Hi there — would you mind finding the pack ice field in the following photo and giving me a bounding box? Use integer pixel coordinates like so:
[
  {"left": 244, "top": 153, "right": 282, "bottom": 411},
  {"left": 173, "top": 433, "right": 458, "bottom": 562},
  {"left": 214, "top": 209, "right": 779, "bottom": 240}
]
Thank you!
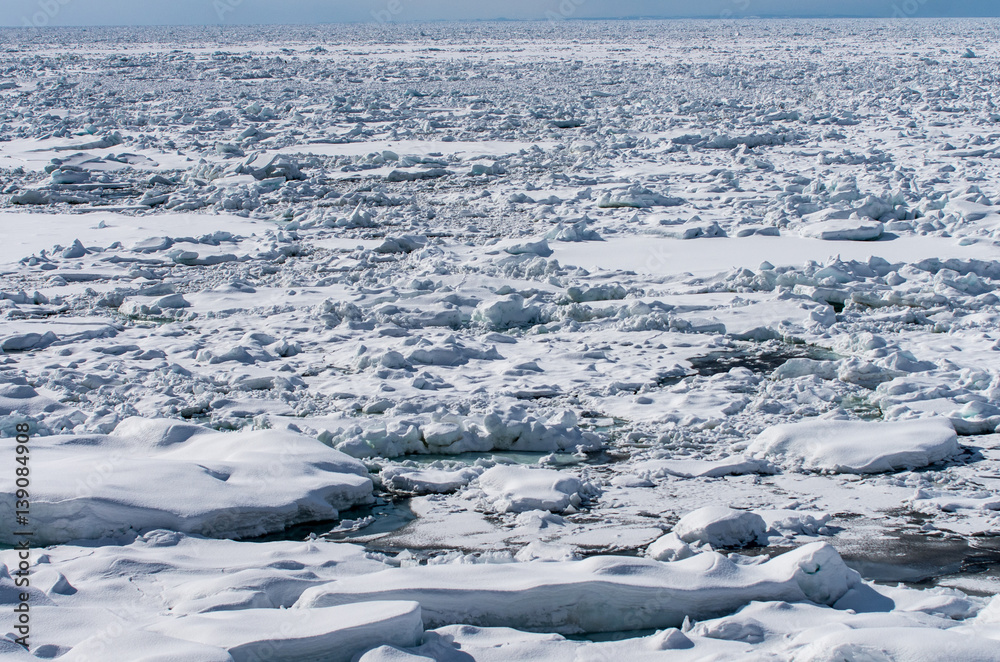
[{"left": 1, "top": 19, "right": 1000, "bottom": 661}]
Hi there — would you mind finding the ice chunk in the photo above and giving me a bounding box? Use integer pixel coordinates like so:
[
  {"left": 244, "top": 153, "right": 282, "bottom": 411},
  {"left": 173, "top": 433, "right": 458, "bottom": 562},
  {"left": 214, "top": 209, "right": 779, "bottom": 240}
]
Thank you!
[
  {"left": 545, "top": 220, "right": 601, "bottom": 242},
  {"left": 656, "top": 219, "right": 727, "bottom": 240},
  {"left": 156, "top": 293, "right": 191, "bottom": 309},
  {"left": 375, "top": 235, "right": 426, "bottom": 254},
  {"left": 61, "top": 239, "right": 87, "bottom": 258},
  {"left": 237, "top": 153, "right": 305, "bottom": 181},
  {"left": 472, "top": 294, "right": 542, "bottom": 331},
  {"left": 760, "top": 510, "right": 832, "bottom": 536},
  {"left": 10, "top": 190, "right": 49, "bottom": 205},
  {"left": 0, "top": 331, "right": 58, "bottom": 352},
  {"left": 296, "top": 543, "right": 860, "bottom": 634},
  {"left": 405, "top": 343, "right": 501, "bottom": 367},
  {"left": 196, "top": 345, "right": 257, "bottom": 364},
  {"left": 476, "top": 465, "right": 589, "bottom": 513},
  {"left": 597, "top": 185, "right": 684, "bottom": 208},
  {"left": 704, "top": 131, "right": 800, "bottom": 149},
  {"left": 131, "top": 236, "right": 174, "bottom": 253},
  {"left": 638, "top": 456, "right": 772, "bottom": 479},
  {"left": 505, "top": 239, "right": 553, "bottom": 257},
  {"left": 747, "top": 417, "right": 959, "bottom": 474},
  {"left": 772, "top": 358, "right": 839, "bottom": 380},
  {"left": 799, "top": 218, "right": 884, "bottom": 241},
  {"left": 386, "top": 168, "right": 451, "bottom": 182},
  {"left": 566, "top": 284, "right": 627, "bottom": 303},
  {"left": 382, "top": 467, "right": 482, "bottom": 495},
  {"left": 673, "top": 507, "right": 767, "bottom": 548}
]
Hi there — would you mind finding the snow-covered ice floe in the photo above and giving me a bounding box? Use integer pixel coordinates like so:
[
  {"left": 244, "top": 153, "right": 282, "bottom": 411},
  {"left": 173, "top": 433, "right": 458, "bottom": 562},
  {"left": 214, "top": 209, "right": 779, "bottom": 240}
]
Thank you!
[
  {"left": 747, "top": 417, "right": 960, "bottom": 474},
  {"left": 296, "top": 543, "right": 858, "bottom": 634},
  {"left": 798, "top": 217, "right": 885, "bottom": 241},
  {"left": 475, "top": 465, "right": 597, "bottom": 513},
  {"left": 672, "top": 506, "right": 768, "bottom": 548},
  {"left": 5, "top": 532, "right": 999, "bottom": 661},
  {"left": 0, "top": 417, "right": 373, "bottom": 545}
]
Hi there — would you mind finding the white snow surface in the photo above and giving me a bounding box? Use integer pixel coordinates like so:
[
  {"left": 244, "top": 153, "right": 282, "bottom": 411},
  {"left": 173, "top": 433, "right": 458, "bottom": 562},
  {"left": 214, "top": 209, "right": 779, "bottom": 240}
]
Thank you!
[{"left": 2, "top": 19, "right": 1000, "bottom": 661}]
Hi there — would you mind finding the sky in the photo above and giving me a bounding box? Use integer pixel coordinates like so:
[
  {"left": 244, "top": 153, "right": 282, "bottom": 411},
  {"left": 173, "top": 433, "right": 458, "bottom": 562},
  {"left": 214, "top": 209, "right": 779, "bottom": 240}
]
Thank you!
[{"left": 3, "top": 0, "right": 998, "bottom": 27}]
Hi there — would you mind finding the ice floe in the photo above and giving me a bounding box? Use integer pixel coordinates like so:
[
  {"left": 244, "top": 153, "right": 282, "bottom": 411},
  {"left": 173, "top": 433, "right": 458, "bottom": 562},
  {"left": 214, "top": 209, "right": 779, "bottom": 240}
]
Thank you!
[
  {"left": 297, "top": 543, "right": 860, "bottom": 634},
  {"left": 747, "top": 417, "right": 960, "bottom": 474},
  {"left": 0, "top": 418, "right": 373, "bottom": 544}
]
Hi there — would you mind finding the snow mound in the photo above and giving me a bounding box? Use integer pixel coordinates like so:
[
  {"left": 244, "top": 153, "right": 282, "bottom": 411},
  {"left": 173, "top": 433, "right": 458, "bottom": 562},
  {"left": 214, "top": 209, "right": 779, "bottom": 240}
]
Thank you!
[
  {"left": 673, "top": 507, "right": 767, "bottom": 548},
  {"left": 0, "top": 377, "right": 72, "bottom": 421},
  {"left": 0, "top": 418, "right": 374, "bottom": 545},
  {"left": 295, "top": 543, "right": 861, "bottom": 634},
  {"left": 799, "top": 218, "right": 884, "bottom": 241},
  {"left": 747, "top": 417, "right": 959, "bottom": 474},
  {"left": 149, "top": 601, "right": 423, "bottom": 662},
  {"left": 477, "top": 465, "right": 592, "bottom": 513},
  {"left": 646, "top": 532, "right": 702, "bottom": 562}
]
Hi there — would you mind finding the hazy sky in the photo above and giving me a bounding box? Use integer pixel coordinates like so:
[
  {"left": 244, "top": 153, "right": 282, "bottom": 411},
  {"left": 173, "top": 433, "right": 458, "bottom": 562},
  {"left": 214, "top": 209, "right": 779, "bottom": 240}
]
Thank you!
[{"left": 4, "top": 0, "right": 998, "bottom": 27}]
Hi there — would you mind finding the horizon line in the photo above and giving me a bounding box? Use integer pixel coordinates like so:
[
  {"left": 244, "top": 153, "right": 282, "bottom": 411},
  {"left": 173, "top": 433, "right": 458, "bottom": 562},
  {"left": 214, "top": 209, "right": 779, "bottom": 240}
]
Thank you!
[{"left": 3, "top": 15, "right": 1000, "bottom": 29}]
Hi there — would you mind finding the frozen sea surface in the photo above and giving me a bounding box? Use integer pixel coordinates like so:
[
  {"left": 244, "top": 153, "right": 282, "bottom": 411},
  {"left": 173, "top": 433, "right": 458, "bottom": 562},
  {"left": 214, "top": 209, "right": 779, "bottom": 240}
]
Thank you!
[{"left": 2, "top": 18, "right": 1000, "bottom": 660}]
